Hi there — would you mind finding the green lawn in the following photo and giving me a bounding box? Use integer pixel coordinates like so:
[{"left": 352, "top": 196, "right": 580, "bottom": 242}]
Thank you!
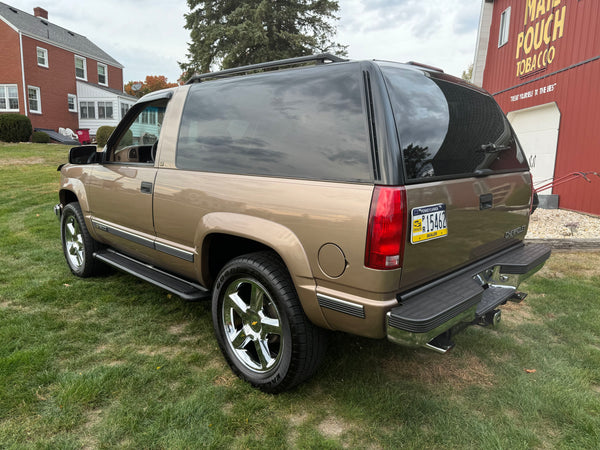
[{"left": 1, "top": 142, "right": 599, "bottom": 449}]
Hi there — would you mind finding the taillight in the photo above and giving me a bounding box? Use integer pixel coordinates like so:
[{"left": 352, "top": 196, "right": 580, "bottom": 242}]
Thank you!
[{"left": 365, "top": 186, "right": 407, "bottom": 270}]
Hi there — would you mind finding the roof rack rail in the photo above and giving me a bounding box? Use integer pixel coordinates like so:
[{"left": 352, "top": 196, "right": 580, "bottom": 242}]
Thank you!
[
  {"left": 186, "top": 53, "right": 346, "bottom": 84},
  {"left": 406, "top": 61, "right": 444, "bottom": 73}
]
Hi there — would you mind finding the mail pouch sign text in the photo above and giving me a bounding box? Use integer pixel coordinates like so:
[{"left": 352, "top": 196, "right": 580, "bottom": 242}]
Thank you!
[{"left": 515, "top": 0, "right": 566, "bottom": 78}]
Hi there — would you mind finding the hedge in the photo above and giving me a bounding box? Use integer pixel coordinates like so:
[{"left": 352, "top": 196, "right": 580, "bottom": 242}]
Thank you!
[
  {"left": 0, "top": 114, "right": 32, "bottom": 142},
  {"left": 95, "top": 126, "right": 116, "bottom": 148},
  {"left": 32, "top": 131, "right": 51, "bottom": 143}
]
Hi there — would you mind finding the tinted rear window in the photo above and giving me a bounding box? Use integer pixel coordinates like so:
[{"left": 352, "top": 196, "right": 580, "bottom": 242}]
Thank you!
[
  {"left": 380, "top": 65, "right": 528, "bottom": 182},
  {"left": 176, "top": 64, "right": 371, "bottom": 182}
]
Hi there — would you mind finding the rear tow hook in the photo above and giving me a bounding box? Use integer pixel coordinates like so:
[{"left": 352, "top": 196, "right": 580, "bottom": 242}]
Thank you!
[{"left": 478, "top": 309, "right": 502, "bottom": 327}]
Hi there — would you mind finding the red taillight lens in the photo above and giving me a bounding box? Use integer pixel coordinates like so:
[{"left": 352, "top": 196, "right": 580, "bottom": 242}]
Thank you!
[{"left": 365, "top": 186, "right": 407, "bottom": 270}]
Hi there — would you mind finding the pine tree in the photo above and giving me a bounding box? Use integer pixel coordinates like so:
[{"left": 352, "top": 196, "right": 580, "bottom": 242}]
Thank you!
[{"left": 179, "top": 0, "right": 347, "bottom": 79}]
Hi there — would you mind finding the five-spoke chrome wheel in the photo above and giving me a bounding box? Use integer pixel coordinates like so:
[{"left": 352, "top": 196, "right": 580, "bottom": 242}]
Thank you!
[
  {"left": 222, "top": 278, "right": 283, "bottom": 373},
  {"left": 60, "top": 202, "right": 103, "bottom": 277},
  {"left": 212, "top": 251, "right": 327, "bottom": 393},
  {"left": 64, "top": 215, "right": 85, "bottom": 270}
]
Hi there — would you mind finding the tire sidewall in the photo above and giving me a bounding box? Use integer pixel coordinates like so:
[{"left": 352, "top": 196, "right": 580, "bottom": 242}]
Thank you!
[{"left": 212, "top": 259, "right": 294, "bottom": 390}]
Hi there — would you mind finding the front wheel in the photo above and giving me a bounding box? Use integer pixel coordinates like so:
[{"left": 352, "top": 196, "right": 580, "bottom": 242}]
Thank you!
[
  {"left": 60, "top": 202, "right": 103, "bottom": 277},
  {"left": 212, "top": 252, "right": 327, "bottom": 393}
]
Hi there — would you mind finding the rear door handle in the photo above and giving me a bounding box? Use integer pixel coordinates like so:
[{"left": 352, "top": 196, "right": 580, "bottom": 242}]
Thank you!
[{"left": 140, "top": 181, "right": 153, "bottom": 194}]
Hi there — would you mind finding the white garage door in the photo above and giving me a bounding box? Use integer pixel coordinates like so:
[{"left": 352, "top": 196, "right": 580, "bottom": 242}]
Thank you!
[{"left": 507, "top": 102, "right": 560, "bottom": 190}]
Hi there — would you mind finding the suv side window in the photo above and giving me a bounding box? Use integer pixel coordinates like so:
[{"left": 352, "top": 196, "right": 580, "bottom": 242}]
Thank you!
[
  {"left": 108, "top": 99, "right": 167, "bottom": 164},
  {"left": 176, "top": 64, "right": 372, "bottom": 182}
]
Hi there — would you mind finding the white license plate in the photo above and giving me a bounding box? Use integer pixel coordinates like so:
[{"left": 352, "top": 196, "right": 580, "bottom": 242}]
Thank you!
[{"left": 411, "top": 203, "right": 448, "bottom": 244}]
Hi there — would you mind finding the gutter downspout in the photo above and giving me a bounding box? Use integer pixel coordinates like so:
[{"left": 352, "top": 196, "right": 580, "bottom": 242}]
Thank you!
[{"left": 19, "top": 31, "right": 28, "bottom": 116}]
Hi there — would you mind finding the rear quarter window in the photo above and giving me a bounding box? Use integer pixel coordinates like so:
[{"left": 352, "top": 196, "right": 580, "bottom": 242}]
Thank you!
[
  {"left": 380, "top": 65, "right": 528, "bottom": 183},
  {"left": 176, "top": 64, "right": 372, "bottom": 182}
]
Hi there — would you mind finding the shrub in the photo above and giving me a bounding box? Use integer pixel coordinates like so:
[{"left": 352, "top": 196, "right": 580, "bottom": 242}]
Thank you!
[
  {"left": 96, "top": 126, "right": 116, "bottom": 148},
  {"left": 31, "top": 131, "right": 51, "bottom": 143},
  {"left": 0, "top": 114, "right": 32, "bottom": 142},
  {"left": 121, "top": 129, "right": 133, "bottom": 146}
]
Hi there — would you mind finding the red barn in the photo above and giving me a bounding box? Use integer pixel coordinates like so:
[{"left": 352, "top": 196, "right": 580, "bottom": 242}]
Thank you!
[
  {"left": 473, "top": 0, "right": 600, "bottom": 215},
  {"left": 0, "top": 3, "right": 135, "bottom": 137}
]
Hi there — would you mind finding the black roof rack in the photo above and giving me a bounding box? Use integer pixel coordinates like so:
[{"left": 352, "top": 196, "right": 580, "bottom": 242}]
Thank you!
[
  {"left": 406, "top": 61, "right": 444, "bottom": 73},
  {"left": 186, "top": 53, "right": 347, "bottom": 84}
]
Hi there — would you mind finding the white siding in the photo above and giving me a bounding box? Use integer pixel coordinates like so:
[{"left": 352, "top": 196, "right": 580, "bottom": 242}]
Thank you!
[{"left": 76, "top": 81, "right": 135, "bottom": 135}]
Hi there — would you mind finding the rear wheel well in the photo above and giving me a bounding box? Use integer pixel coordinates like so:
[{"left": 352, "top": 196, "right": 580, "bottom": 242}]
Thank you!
[{"left": 204, "top": 234, "right": 279, "bottom": 288}]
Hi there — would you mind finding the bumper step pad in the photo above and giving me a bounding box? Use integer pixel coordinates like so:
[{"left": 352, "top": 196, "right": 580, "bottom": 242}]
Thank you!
[
  {"left": 94, "top": 249, "right": 210, "bottom": 301},
  {"left": 388, "top": 243, "right": 550, "bottom": 336}
]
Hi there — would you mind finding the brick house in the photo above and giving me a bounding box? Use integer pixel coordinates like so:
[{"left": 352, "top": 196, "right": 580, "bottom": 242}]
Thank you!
[{"left": 0, "top": 2, "right": 136, "bottom": 136}]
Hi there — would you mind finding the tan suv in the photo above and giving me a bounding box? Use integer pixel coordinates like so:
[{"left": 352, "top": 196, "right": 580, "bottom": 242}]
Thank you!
[{"left": 55, "top": 54, "right": 550, "bottom": 392}]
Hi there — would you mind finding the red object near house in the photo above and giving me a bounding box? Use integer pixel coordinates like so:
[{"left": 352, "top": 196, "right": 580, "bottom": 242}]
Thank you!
[
  {"left": 473, "top": 0, "right": 600, "bottom": 215},
  {"left": 76, "top": 128, "right": 90, "bottom": 144}
]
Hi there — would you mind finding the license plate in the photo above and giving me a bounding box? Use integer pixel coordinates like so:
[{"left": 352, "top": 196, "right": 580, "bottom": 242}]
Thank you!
[{"left": 411, "top": 203, "right": 448, "bottom": 244}]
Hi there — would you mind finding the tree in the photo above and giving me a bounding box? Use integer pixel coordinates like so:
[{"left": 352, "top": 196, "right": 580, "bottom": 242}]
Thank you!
[
  {"left": 179, "top": 0, "right": 347, "bottom": 79},
  {"left": 461, "top": 63, "right": 473, "bottom": 83},
  {"left": 124, "top": 75, "right": 179, "bottom": 98}
]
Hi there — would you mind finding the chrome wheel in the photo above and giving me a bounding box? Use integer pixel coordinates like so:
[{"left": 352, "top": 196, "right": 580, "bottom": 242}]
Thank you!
[
  {"left": 221, "top": 278, "right": 284, "bottom": 373},
  {"left": 64, "top": 215, "right": 84, "bottom": 269}
]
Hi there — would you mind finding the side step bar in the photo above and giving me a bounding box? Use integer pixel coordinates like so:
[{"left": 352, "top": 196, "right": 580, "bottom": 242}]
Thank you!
[{"left": 94, "top": 249, "right": 210, "bottom": 301}]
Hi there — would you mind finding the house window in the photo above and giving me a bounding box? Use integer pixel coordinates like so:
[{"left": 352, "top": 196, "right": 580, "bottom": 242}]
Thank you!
[
  {"left": 75, "top": 55, "right": 87, "bottom": 80},
  {"left": 37, "top": 47, "right": 48, "bottom": 68},
  {"left": 0, "top": 84, "right": 19, "bottom": 111},
  {"left": 140, "top": 109, "right": 157, "bottom": 125},
  {"left": 68, "top": 94, "right": 77, "bottom": 112},
  {"left": 498, "top": 7, "right": 511, "bottom": 47},
  {"left": 28, "top": 86, "right": 41, "bottom": 114},
  {"left": 98, "top": 101, "right": 113, "bottom": 119},
  {"left": 120, "top": 102, "right": 131, "bottom": 119},
  {"left": 97, "top": 63, "right": 108, "bottom": 85},
  {"left": 80, "top": 101, "right": 95, "bottom": 119}
]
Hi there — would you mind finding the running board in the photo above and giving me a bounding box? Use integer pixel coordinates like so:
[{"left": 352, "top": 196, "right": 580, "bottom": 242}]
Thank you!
[{"left": 94, "top": 249, "right": 210, "bottom": 301}]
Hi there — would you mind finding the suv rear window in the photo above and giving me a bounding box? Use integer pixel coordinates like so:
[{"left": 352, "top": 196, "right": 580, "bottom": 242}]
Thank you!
[
  {"left": 177, "top": 64, "right": 371, "bottom": 182},
  {"left": 380, "top": 65, "right": 528, "bottom": 183}
]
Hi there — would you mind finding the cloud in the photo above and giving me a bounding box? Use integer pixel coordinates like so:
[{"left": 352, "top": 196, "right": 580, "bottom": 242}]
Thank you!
[
  {"left": 337, "top": 0, "right": 480, "bottom": 77},
  {"left": 16, "top": 0, "right": 188, "bottom": 82}
]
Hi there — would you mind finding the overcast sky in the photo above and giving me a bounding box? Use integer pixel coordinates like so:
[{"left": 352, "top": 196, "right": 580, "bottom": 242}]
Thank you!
[{"left": 15, "top": 0, "right": 481, "bottom": 84}]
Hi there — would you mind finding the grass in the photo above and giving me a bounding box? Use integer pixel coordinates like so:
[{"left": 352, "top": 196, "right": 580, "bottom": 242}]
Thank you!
[{"left": 1, "top": 142, "right": 600, "bottom": 449}]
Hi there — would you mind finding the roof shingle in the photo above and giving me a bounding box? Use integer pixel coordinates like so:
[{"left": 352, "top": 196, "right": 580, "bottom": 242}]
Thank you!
[{"left": 0, "top": 2, "right": 123, "bottom": 68}]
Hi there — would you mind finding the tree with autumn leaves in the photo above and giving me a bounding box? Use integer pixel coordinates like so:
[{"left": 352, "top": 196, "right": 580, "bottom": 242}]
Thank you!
[{"left": 124, "top": 75, "right": 179, "bottom": 98}]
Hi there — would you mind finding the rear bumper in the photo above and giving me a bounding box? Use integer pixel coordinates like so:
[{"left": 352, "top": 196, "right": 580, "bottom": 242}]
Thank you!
[{"left": 386, "top": 243, "right": 551, "bottom": 349}]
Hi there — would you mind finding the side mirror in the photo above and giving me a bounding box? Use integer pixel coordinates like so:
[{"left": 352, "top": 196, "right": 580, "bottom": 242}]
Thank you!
[{"left": 69, "top": 145, "right": 100, "bottom": 164}]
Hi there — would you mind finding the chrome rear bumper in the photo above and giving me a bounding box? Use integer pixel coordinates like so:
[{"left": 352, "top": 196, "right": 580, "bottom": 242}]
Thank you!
[{"left": 386, "top": 243, "right": 551, "bottom": 351}]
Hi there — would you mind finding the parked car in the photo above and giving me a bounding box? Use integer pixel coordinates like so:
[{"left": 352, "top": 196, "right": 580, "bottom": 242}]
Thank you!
[{"left": 55, "top": 54, "right": 550, "bottom": 392}]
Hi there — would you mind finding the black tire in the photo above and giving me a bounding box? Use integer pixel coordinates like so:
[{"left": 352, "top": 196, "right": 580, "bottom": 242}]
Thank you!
[
  {"left": 60, "top": 202, "right": 103, "bottom": 277},
  {"left": 212, "top": 251, "right": 327, "bottom": 393}
]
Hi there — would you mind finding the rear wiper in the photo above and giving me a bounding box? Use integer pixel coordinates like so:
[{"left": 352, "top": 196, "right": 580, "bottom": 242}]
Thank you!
[{"left": 478, "top": 142, "right": 511, "bottom": 153}]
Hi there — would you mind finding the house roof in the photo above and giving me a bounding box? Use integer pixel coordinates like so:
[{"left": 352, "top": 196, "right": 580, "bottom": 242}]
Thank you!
[
  {"left": 77, "top": 80, "right": 137, "bottom": 101},
  {"left": 0, "top": 2, "right": 123, "bottom": 68}
]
